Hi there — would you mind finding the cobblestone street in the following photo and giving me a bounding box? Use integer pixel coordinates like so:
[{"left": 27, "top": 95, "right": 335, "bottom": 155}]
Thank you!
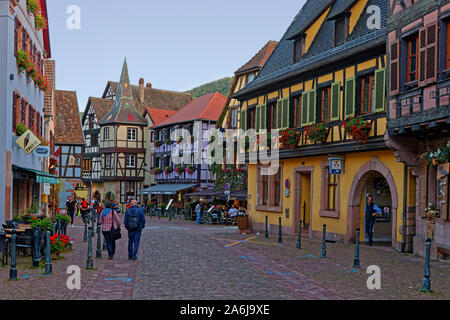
[{"left": 0, "top": 215, "right": 449, "bottom": 300}]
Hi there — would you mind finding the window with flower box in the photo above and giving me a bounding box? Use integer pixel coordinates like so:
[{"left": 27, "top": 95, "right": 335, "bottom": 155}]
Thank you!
[
  {"left": 293, "top": 95, "right": 302, "bottom": 128},
  {"left": 360, "top": 74, "right": 375, "bottom": 114},
  {"left": 256, "top": 165, "right": 283, "bottom": 212}
]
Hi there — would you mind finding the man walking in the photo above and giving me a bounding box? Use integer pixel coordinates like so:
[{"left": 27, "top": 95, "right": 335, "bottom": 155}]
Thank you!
[
  {"left": 65, "top": 196, "right": 76, "bottom": 226},
  {"left": 124, "top": 199, "right": 146, "bottom": 260},
  {"left": 196, "top": 199, "right": 206, "bottom": 224},
  {"left": 365, "top": 195, "right": 382, "bottom": 247}
]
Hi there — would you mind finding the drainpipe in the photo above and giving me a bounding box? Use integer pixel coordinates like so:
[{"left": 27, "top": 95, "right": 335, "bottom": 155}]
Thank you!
[{"left": 402, "top": 163, "right": 408, "bottom": 253}]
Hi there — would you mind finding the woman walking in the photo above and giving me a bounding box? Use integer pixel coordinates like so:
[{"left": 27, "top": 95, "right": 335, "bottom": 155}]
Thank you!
[{"left": 99, "top": 196, "right": 121, "bottom": 259}]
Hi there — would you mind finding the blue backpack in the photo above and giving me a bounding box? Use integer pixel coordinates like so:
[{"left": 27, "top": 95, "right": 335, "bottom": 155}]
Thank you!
[{"left": 127, "top": 209, "right": 140, "bottom": 231}]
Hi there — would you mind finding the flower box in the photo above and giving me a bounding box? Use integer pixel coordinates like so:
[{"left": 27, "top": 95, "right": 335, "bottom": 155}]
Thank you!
[
  {"left": 341, "top": 116, "right": 371, "bottom": 144},
  {"left": 304, "top": 122, "right": 330, "bottom": 144}
]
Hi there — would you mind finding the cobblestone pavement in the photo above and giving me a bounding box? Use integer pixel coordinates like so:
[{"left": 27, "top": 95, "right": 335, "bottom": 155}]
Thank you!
[{"left": 0, "top": 215, "right": 448, "bottom": 300}]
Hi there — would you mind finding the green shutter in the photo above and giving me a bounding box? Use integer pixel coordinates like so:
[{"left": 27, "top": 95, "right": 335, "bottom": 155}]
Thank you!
[
  {"left": 374, "top": 68, "right": 386, "bottom": 112},
  {"left": 301, "top": 92, "right": 309, "bottom": 126},
  {"left": 307, "top": 89, "right": 317, "bottom": 125},
  {"left": 261, "top": 103, "right": 267, "bottom": 131},
  {"left": 345, "top": 78, "right": 356, "bottom": 117},
  {"left": 255, "top": 106, "right": 261, "bottom": 133},
  {"left": 330, "top": 82, "right": 341, "bottom": 121},
  {"left": 240, "top": 110, "right": 247, "bottom": 131},
  {"left": 282, "top": 98, "right": 290, "bottom": 129},
  {"left": 276, "top": 100, "right": 282, "bottom": 129}
]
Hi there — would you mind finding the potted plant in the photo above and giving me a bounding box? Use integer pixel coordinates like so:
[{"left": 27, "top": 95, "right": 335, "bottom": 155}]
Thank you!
[
  {"left": 341, "top": 116, "right": 372, "bottom": 144},
  {"left": 177, "top": 136, "right": 183, "bottom": 144},
  {"left": 421, "top": 142, "right": 450, "bottom": 166},
  {"left": 154, "top": 140, "right": 162, "bottom": 148},
  {"left": 34, "top": 13, "right": 47, "bottom": 30},
  {"left": 175, "top": 165, "right": 185, "bottom": 175},
  {"left": 165, "top": 138, "right": 172, "bottom": 145},
  {"left": 27, "top": 0, "right": 40, "bottom": 15},
  {"left": 279, "top": 129, "right": 301, "bottom": 149},
  {"left": 304, "top": 122, "right": 329, "bottom": 144},
  {"left": 152, "top": 167, "right": 162, "bottom": 175},
  {"left": 50, "top": 233, "right": 72, "bottom": 259},
  {"left": 185, "top": 165, "right": 195, "bottom": 175}
]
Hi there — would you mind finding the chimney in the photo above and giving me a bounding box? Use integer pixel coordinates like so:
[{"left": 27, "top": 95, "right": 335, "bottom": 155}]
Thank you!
[
  {"left": 138, "top": 78, "right": 144, "bottom": 103},
  {"left": 146, "top": 83, "right": 152, "bottom": 88}
]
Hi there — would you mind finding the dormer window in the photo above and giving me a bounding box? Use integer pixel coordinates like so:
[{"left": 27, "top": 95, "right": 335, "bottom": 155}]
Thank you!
[
  {"left": 294, "top": 36, "right": 305, "bottom": 63},
  {"left": 335, "top": 16, "right": 349, "bottom": 46}
]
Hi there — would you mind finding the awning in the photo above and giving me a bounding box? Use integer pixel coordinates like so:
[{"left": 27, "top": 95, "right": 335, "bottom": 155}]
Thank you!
[
  {"left": 13, "top": 166, "right": 60, "bottom": 184},
  {"left": 217, "top": 190, "right": 248, "bottom": 201},
  {"left": 185, "top": 189, "right": 222, "bottom": 198},
  {"left": 141, "top": 184, "right": 197, "bottom": 195}
]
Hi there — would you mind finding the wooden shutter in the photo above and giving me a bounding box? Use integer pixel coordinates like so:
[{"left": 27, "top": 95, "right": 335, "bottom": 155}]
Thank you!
[
  {"left": 374, "top": 68, "right": 387, "bottom": 112},
  {"left": 389, "top": 40, "right": 400, "bottom": 95},
  {"left": 301, "top": 92, "right": 309, "bottom": 126},
  {"left": 256, "top": 106, "right": 261, "bottom": 132},
  {"left": 425, "top": 22, "right": 438, "bottom": 83},
  {"left": 418, "top": 26, "right": 427, "bottom": 86},
  {"left": 282, "top": 98, "right": 290, "bottom": 129},
  {"left": 345, "top": 78, "right": 356, "bottom": 117},
  {"left": 330, "top": 82, "right": 341, "bottom": 121},
  {"left": 240, "top": 109, "right": 247, "bottom": 132},
  {"left": 260, "top": 104, "right": 267, "bottom": 131},
  {"left": 307, "top": 89, "right": 317, "bottom": 125},
  {"left": 276, "top": 100, "right": 283, "bottom": 129},
  {"left": 12, "top": 93, "right": 17, "bottom": 133}
]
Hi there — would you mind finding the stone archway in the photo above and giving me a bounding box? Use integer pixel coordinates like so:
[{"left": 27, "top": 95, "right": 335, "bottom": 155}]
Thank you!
[{"left": 347, "top": 157, "right": 399, "bottom": 247}]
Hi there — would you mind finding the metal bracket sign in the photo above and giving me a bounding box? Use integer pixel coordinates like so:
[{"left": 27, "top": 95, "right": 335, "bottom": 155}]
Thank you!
[{"left": 225, "top": 183, "right": 231, "bottom": 195}]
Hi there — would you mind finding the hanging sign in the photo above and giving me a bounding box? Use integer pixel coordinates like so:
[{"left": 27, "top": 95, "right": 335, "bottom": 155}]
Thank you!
[
  {"left": 16, "top": 130, "right": 42, "bottom": 154},
  {"left": 224, "top": 183, "right": 231, "bottom": 195},
  {"left": 285, "top": 179, "right": 291, "bottom": 198},
  {"left": 34, "top": 146, "right": 50, "bottom": 157},
  {"left": 43, "top": 183, "right": 51, "bottom": 195}
]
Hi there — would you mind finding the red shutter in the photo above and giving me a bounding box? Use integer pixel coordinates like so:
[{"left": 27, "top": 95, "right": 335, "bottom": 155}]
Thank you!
[
  {"left": 14, "top": 18, "right": 18, "bottom": 57},
  {"left": 419, "top": 26, "right": 427, "bottom": 86},
  {"left": 425, "top": 22, "right": 438, "bottom": 83},
  {"left": 390, "top": 40, "right": 400, "bottom": 95},
  {"left": 12, "top": 93, "right": 17, "bottom": 133},
  {"left": 419, "top": 22, "right": 439, "bottom": 86}
]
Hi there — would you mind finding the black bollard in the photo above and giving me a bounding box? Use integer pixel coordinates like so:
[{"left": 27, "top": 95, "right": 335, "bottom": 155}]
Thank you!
[
  {"left": 96, "top": 221, "right": 102, "bottom": 259},
  {"left": 353, "top": 228, "right": 361, "bottom": 268},
  {"left": 9, "top": 231, "right": 17, "bottom": 281},
  {"left": 44, "top": 229, "right": 52, "bottom": 275},
  {"left": 421, "top": 238, "right": 432, "bottom": 292},
  {"left": 265, "top": 216, "right": 269, "bottom": 239},
  {"left": 83, "top": 218, "right": 88, "bottom": 243},
  {"left": 86, "top": 226, "right": 94, "bottom": 269},
  {"left": 32, "top": 227, "right": 40, "bottom": 268},
  {"left": 91, "top": 210, "right": 96, "bottom": 238},
  {"left": 278, "top": 217, "right": 283, "bottom": 244},
  {"left": 320, "top": 224, "right": 327, "bottom": 258},
  {"left": 296, "top": 220, "right": 302, "bottom": 249}
]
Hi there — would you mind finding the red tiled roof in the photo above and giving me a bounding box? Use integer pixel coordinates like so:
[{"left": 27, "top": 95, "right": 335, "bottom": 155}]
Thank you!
[
  {"left": 54, "top": 90, "right": 85, "bottom": 145},
  {"left": 88, "top": 97, "right": 113, "bottom": 122},
  {"left": 235, "top": 40, "right": 278, "bottom": 75},
  {"left": 144, "top": 108, "right": 176, "bottom": 126},
  {"left": 153, "top": 92, "right": 227, "bottom": 128}
]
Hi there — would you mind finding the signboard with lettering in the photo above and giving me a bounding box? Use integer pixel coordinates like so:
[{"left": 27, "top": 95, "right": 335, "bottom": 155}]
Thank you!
[
  {"left": 43, "top": 183, "right": 51, "bottom": 195},
  {"left": 16, "top": 130, "right": 41, "bottom": 154},
  {"left": 34, "top": 146, "right": 50, "bottom": 157}
]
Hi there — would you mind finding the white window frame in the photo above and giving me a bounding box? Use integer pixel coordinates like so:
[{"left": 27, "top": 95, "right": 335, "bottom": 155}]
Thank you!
[
  {"left": 128, "top": 128, "right": 137, "bottom": 141},
  {"left": 126, "top": 154, "right": 136, "bottom": 168}
]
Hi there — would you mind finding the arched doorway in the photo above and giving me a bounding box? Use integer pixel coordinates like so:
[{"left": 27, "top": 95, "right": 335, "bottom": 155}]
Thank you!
[{"left": 347, "top": 157, "right": 399, "bottom": 248}]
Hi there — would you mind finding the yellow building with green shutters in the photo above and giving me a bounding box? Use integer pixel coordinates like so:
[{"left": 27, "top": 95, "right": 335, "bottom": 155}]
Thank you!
[{"left": 233, "top": 0, "right": 415, "bottom": 251}]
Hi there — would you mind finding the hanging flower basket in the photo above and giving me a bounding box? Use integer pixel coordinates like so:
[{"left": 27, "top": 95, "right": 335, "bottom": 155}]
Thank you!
[
  {"left": 27, "top": 0, "right": 40, "bottom": 15},
  {"left": 154, "top": 140, "right": 162, "bottom": 148},
  {"left": 164, "top": 166, "right": 173, "bottom": 174},
  {"left": 279, "top": 129, "right": 301, "bottom": 149},
  {"left": 175, "top": 165, "right": 185, "bottom": 175},
  {"left": 34, "top": 13, "right": 48, "bottom": 30},
  {"left": 341, "top": 116, "right": 371, "bottom": 144},
  {"left": 421, "top": 142, "right": 450, "bottom": 166},
  {"left": 16, "top": 50, "right": 49, "bottom": 92},
  {"left": 185, "top": 165, "right": 195, "bottom": 175},
  {"left": 152, "top": 167, "right": 162, "bottom": 175}
]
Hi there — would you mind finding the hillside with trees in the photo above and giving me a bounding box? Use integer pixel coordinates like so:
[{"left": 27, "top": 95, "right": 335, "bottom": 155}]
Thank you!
[{"left": 186, "top": 77, "right": 233, "bottom": 98}]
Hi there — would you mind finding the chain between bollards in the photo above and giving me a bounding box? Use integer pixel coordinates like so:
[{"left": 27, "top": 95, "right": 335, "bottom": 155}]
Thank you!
[
  {"left": 353, "top": 228, "right": 361, "bottom": 268},
  {"left": 44, "top": 229, "right": 52, "bottom": 275},
  {"left": 278, "top": 217, "right": 283, "bottom": 244},
  {"left": 9, "top": 230, "right": 17, "bottom": 281},
  {"left": 87, "top": 226, "right": 94, "bottom": 269},
  {"left": 421, "top": 238, "right": 432, "bottom": 293},
  {"left": 296, "top": 220, "right": 302, "bottom": 249},
  {"left": 320, "top": 224, "right": 327, "bottom": 258}
]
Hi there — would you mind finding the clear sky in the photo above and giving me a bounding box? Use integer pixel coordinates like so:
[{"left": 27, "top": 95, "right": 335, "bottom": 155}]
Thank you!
[{"left": 46, "top": 0, "right": 305, "bottom": 111}]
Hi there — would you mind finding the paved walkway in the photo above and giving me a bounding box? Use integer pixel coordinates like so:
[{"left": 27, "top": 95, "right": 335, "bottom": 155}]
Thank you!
[{"left": 0, "top": 216, "right": 448, "bottom": 300}]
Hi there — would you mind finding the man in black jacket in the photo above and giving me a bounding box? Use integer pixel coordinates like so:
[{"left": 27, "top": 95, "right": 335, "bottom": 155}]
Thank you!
[{"left": 365, "top": 196, "right": 382, "bottom": 247}]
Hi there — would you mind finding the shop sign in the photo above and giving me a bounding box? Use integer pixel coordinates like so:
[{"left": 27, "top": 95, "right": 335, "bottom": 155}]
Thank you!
[
  {"left": 34, "top": 146, "right": 50, "bottom": 157},
  {"left": 16, "top": 130, "right": 41, "bottom": 154},
  {"left": 43, "top": 183, "right": 51, "bottom": 195},
  {"left": 329, "top": 157, "right": 345, "bottom": 175}
]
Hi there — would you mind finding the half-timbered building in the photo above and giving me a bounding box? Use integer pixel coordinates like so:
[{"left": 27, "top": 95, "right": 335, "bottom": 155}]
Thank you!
[
  {"left": 54, "top": 90, "right": 86, "bottom": 209},
  {"left": 97, "top": 60, "right": 148, "bottom": 206},
  {"left": 233, "top": 0, "right": 412, "bottom": 252},
  {"left": 386, "top": 0, "right": 450, "bottom": 259}
]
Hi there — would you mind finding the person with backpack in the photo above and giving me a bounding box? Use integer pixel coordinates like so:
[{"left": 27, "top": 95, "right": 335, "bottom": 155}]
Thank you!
[
  {"left": 124, "top": 199, "right": 146, "bottom": 260},
  {"left": 99, "top": 195, "right": 122, "bottom": 260}
]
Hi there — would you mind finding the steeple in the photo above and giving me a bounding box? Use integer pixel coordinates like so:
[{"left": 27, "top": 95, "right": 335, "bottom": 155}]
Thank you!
[{"left": 98, "top": 58, "right": 147, "bottom": 126}]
